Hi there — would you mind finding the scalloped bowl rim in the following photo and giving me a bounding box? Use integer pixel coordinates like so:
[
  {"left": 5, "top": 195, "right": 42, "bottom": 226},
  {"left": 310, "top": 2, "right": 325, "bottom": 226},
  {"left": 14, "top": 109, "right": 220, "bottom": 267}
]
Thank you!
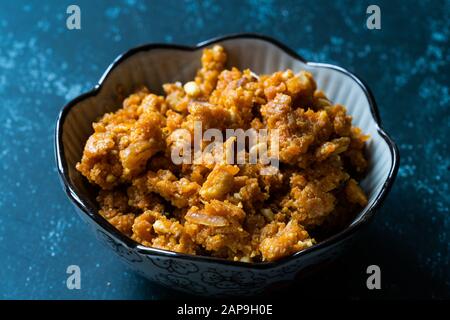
[{"left": 55, "top": 33, "right": 399, "bottom": 269}]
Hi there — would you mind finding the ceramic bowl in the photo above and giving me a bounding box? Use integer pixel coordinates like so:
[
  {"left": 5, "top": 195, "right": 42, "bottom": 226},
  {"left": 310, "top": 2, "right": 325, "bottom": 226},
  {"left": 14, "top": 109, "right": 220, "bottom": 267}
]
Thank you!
[{"left": 55, "top": 34, "right": 399, "bottom": 296}]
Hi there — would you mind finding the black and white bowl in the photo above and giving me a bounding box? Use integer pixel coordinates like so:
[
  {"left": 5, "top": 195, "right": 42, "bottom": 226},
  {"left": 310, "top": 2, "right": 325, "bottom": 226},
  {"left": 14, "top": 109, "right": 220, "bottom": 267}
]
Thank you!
[{"left": 55, "top": 34, "right": 399, "bottom": 296}]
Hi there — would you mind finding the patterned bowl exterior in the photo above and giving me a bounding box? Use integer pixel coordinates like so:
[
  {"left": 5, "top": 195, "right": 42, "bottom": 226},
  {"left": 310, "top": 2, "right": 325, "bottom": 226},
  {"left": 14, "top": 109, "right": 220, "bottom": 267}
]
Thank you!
[{"left": 55, "top": 34, "right": 399, "bottom": 296}]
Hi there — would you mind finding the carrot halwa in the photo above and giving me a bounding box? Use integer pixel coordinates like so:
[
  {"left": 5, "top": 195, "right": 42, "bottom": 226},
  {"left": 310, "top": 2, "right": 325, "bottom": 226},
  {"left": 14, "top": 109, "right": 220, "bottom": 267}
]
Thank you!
[{"left": 76, "top": 45, "right": 369, "bottom": 262}]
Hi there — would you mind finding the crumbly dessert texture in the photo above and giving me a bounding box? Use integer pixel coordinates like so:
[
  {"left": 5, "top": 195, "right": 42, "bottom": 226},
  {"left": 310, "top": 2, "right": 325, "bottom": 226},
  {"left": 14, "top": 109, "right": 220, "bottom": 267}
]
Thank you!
[{"left": 76, "top": 45, "right": 369, "bottom": 262}]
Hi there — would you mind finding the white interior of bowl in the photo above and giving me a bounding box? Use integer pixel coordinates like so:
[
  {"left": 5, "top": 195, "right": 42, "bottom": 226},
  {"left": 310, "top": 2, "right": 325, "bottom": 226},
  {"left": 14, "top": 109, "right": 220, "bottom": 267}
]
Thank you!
[{"left": 61, "top": 37, "right": 393, "bottom": 224}]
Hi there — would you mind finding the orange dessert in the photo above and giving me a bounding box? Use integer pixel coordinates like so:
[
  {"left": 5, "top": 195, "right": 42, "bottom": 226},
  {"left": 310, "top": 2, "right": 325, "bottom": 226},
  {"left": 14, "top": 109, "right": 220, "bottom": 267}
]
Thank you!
[{"left": 76, "top": 45, "right": 368, "bottom": 262}]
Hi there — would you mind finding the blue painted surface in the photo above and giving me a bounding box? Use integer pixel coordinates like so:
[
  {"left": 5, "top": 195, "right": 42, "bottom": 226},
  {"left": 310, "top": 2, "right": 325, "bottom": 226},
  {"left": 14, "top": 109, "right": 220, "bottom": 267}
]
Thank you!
[{"left": 0, "top": 0, "right": 448, "bottom": 299}]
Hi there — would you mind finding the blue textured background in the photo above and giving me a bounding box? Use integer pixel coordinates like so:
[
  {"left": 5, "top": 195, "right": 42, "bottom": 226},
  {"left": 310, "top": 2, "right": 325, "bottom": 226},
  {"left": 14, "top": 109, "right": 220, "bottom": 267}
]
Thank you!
[{"left": 0, "top": 0, "right": 448, "bottom": 299}]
